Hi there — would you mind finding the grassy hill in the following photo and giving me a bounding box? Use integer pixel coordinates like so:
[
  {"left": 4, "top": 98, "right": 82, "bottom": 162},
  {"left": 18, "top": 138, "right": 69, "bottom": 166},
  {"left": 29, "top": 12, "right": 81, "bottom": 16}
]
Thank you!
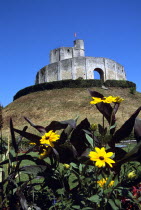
[{"left": 2, "top": 87, "right": 141, "bottom": 136}]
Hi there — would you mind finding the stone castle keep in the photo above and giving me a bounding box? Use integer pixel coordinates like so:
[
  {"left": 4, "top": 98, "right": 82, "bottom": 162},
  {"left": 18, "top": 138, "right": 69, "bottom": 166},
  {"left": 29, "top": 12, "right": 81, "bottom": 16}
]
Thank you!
[{"left": 35, "top": 39, "right": 126, "bottom": 84}]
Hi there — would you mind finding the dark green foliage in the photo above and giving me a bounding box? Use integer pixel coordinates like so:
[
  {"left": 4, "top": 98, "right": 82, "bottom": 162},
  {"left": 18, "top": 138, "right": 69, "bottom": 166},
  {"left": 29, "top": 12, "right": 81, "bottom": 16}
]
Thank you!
[
  {"left": 104, "top": 80, "right": 136, "bottom": 89},
  {"left": 129, "top": 87, "right": 136, "bottom": 94},
  {"left": 13, "top": 79, "right": 136, "bottom": 101},
  {"left": 13, "top": 79, "right": 103, "bottom": 100}
]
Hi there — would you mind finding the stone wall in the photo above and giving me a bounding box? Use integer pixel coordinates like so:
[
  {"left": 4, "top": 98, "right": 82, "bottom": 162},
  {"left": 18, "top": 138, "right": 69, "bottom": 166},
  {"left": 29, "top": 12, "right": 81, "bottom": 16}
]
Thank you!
[{"left": 35, "top": 56, "right": 126, "bottom": 84}]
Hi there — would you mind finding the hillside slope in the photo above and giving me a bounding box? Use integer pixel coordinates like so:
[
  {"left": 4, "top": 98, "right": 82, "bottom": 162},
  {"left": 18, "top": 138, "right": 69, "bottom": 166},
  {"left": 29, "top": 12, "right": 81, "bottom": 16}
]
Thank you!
[{"left": 3, "top": 87, "right": 141, "bottom": 135}]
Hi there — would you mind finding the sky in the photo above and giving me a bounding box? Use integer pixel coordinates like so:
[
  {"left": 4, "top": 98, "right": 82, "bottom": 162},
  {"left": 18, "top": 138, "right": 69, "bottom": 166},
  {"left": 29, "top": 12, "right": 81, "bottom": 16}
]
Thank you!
[{"left": 0, "top": 0, "right": 141, "bottom": 107}]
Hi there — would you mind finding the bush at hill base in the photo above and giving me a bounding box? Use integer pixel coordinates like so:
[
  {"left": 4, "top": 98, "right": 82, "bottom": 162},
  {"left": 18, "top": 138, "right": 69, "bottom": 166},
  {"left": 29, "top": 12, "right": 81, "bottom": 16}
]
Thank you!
[{"left": 13, "top": 79, "right": 136, "bottom": 101}]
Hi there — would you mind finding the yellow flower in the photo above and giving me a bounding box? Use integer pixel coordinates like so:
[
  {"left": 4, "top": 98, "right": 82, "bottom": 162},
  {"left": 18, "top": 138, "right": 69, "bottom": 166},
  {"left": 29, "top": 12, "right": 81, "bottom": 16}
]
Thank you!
[
  {"left": 40, "top": 148, "right": 48, "bottom": 156},
  {"left": 63, "top": 164, "right": 70, "bottom": 169},
  {"left": 128, "top": 171, "right": 136, "bottom": 179},
  {"left": 90, "top": 97, "right": 103, "bottom": 104},
  {"left": 108, "top": 180, "right": 114, "bottom": 187},
  {"left": 103, "top": 96, "right": 115, "bottom": 103},
  {"left": 114, "top": 96, "right": 124, "bottom": 103},
  {"left": 97, "top": 178, "right": 107, "bottom": 187},
  {"left": 30, "top": 142, "right": 36, "bottom": 145},
  {"left": 40, "top": 130, "right": 60, "bottom": 147},
  {"left": 90, "top": 96, "right": 124, "bottom": 104},
  {"left": 39, "top": 147, "right": 52, "bottom": 159},
  {"left": 97, "top": 178, "right": 114, "bottom": 188},
  {"left": 103, "top": 96, "right": 124, "bottom": 103},
  {"left": 88, "top": 147, "right": 115, "bottom": 168}
]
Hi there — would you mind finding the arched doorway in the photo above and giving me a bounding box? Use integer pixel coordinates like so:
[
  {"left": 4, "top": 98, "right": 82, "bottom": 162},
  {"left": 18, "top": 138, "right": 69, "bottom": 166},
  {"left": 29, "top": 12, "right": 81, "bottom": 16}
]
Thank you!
[{"left": 94, "top": 68, "right": 104, "bottom": 82}]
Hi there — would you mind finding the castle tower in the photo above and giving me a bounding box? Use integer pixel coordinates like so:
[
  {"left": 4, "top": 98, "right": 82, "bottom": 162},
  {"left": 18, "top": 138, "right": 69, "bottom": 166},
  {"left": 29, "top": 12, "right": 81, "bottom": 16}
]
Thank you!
[
  {"left": 73, "top": 39, "right": 85, "bottom": 57},
  {"left": 50, "top": 39, "right": 85, "bottom": 64},
  {"left": 35, "top": 39, "right": 126, "bottom": 84}
]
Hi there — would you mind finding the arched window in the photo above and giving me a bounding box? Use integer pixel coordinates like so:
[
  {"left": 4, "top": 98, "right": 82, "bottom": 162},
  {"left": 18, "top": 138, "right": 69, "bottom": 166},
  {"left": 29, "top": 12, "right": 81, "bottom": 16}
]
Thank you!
[{"left": 94, "top": 68, "right": 104, "bottom": 81}]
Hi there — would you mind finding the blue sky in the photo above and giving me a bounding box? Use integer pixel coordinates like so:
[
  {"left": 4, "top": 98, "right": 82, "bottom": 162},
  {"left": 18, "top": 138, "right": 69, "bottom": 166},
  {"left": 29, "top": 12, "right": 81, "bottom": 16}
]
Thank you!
[{"left": 0, "top": 0, "right": 141, "bottom": 107}]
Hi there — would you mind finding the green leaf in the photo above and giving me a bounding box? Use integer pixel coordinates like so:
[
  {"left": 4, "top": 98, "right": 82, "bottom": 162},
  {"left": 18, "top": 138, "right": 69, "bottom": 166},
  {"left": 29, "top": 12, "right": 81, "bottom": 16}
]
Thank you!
[
  {"left": 115, "top": 199, "right": 121, "bottom": 208},
  {"left": 88, "top": 194, "right": 100, "bottom": 203},
  {"left": 79, "top": 163, "right": 83, "bottom": 173},
  {"left": 83, "top": 129, "right": 92, "bottom": 135},
  {"left": 104, "top": 188, "right": 112, "bottom": 194},
  {"left": 19, "top": 165, "right": 47, "bottom": 175},
  {"left": 105, "top": 172, "right": 114, "bottom": 188},
  {"left": 70, "top": 163, "right": 78, "bottom": 169},
  {"left": 0, "top": 168, "right": 4, "bottom": 182},
  {"left": 85, "top": 134, "right": 94, "bottom": 147},
  {"left": 69, "top": 174, "right": 79, "bottom": 189},
  {"left": 108, "top": 199, "right": 119, "bottom": 210},
  {"left": 56, "top": 188, "right": 65, "bottom": 195},
  {"left": 113, "top": 175, "right": 119, "bottom": 186},
  {"left": 72, "top": 205, "right": 81, "bottom": 209},
  {"left": 109, "top": 123, "right": 117, "bottom": 130}
]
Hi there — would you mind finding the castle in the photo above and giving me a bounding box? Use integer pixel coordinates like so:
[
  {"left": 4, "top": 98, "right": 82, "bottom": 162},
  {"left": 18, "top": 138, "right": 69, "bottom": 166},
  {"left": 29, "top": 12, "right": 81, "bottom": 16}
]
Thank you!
[{"left": 35, "top": 39, "right": 126, "bottom": 84}]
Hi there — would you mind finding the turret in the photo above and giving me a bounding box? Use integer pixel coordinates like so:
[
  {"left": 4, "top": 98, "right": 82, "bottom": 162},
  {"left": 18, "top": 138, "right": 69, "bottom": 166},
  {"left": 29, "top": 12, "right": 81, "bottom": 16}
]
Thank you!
[
  {"left": 73, "top": 39, "right": 85, "bottom": 57},
  {"left": 50, "top": 39, "right": 85, "bottom": 64}
]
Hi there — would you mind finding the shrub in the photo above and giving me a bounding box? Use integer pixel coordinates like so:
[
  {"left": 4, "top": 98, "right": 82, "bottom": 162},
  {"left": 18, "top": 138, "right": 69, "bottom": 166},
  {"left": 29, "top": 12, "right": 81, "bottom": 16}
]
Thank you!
[
  {"left": 104, "top": 80, "right": 136, "bottom": 88},
  {"left": 13, "top": 79, "right": 136, "bottom": 101},
  {"left": 13, "top": 79, "right": 103, "bottom": 100},
  {"left": 129, "top": 87, "right": 136, "bottom": 95}
]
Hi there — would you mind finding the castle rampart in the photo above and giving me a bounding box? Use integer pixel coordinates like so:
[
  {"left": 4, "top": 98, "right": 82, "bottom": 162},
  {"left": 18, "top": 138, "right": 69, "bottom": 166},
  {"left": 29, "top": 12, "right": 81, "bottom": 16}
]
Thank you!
[{"left": 35, "top": 40, "right": 126, "bottom": 84}]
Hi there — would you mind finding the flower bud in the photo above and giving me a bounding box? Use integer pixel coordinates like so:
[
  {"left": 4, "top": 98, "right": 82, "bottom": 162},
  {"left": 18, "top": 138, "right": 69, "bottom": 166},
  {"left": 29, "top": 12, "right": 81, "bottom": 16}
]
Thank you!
[
  {"left": 90, "top": 124, "right": 97, "bottom": 131},
  {"left": 63, "top": 164, "right": 70, "bottom": 169},
  {"left": 128, "top": 171, "right": 136, "bottom": 179}
]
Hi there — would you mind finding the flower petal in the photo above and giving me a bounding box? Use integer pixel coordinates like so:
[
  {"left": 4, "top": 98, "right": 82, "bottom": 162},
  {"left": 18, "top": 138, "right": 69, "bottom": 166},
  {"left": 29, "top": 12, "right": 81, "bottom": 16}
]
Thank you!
[{"left": 105, "top": 152, "right": 114, "bottom": 158}]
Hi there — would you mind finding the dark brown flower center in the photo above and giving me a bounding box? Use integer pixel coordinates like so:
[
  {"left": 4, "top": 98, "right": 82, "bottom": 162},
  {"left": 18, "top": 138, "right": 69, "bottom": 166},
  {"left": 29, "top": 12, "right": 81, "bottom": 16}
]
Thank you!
[
  {"left": 45, "top": 137, "right": 49, "bottom": 140},
  {"left": 99, "top": 156, "right": 104, "bottom": 160}
]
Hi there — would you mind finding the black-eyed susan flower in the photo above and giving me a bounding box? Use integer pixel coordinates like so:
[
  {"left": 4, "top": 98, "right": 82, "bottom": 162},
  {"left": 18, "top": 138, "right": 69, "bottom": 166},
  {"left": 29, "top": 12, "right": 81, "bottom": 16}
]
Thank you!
[
  {"left": 40, "top": 130, "right": 60, "bottom": 147},
  {"left": 97, "top": 178, "right": 114, "bottom": 188},
  {"left": 111, "top": 96, "right": 124, "bottom": 103},
  {"left": 88, "top": 147, "right": 115, "bottom": 168},
  {"left": 90, "top": 96, "right": 124, "bottom": 104},
  {"left": 90, "top": 97, "right": 103, "bottom": 104},
  {"left": 103, "top": 96, "right": 116, "bottom": 103}
]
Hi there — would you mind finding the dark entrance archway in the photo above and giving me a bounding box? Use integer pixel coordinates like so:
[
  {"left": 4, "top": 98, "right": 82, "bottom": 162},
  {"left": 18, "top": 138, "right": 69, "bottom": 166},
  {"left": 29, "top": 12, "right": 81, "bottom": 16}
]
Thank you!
[{"left": 94, "top": 68, "right": 104, "bottom": 82}]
